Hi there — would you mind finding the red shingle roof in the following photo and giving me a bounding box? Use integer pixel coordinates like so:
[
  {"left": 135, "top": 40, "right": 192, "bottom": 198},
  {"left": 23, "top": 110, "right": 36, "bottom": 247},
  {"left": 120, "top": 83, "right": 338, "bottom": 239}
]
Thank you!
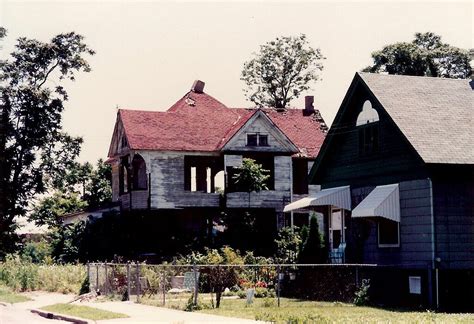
[{"left": 115, "top": 90, "right": 327, "bottom": 158}]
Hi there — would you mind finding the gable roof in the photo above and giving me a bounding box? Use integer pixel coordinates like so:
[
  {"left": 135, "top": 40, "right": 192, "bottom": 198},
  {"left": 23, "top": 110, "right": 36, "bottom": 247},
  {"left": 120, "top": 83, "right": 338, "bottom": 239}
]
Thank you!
[
  {"left": 359, "top": 73, "right": 474, "bottom": 164},
  {"left": 112, "top": 88, "right": 328, "bottom": 158},
  {"left": 221, "top": 109, "right": 300, "bottom": 153}
]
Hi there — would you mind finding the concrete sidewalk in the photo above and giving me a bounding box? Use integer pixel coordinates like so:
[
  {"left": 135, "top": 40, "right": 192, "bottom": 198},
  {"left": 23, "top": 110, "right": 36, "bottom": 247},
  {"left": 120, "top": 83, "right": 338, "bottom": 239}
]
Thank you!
[
  {"left": 13, "top": 291, "right": 260, "bottom": 323},
  {"left": 79, "top": 300, "right": 261, "bottom": 323}
]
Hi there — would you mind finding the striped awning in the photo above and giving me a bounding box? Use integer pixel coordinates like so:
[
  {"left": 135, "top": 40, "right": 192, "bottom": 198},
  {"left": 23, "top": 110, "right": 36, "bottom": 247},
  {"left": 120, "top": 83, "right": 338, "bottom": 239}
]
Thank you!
[
  {"left": 352, "top": 183, "right": 400, "bottom": 222},
  {"left": 283, "top": 185, "right": 351, "bottom": 212}
]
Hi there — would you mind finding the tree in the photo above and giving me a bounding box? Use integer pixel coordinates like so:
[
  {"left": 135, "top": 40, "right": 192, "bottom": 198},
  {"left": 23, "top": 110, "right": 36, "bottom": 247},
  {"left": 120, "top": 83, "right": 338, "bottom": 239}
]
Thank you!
[
  {"left": 232, "top": 158, "right": 270, "bottom": 207},
  {"left": 274, "top": 226, "right": 302, "bottom": 264},
  {"left": 364, "top": 32, "right": 471, "bottom": 78},
  {"left": 299, "top": 214, "right": 325, "bottom": 264},
  {"left": 241, "top": 34, "right": 325, "bottom": 108},
  {"left": 0, "top": 28, "right": 94, "bottom": 257}
]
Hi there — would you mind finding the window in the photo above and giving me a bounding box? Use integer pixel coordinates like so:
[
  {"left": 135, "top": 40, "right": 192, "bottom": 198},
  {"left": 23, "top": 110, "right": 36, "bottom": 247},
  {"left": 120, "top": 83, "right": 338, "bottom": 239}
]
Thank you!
[
  {"left": 247, "top": 134, "right": 258, "bottom": 146},
  {"left": 378, "top": 219, "right": 400, "bottom": 247},
  {"left": 259, "top": 135, "right": 269, "bottom": 146},
  {"left": 246, "top": 133, "right": 269, "bottom": 146},
  {"left": 358, "top": 124, "right": 379, "bottom": 155},
  {"left": 119, "top": 164, "right": 129, "bottom": 194},
  {"left": 132, "top": 155, "right": 147, "bottom": 190},
  {"left": 356, "top": 100, "right": 379, "bottom": 156},
  {"left": 292, "top": 159, "right": 308, "bottom": 194}
]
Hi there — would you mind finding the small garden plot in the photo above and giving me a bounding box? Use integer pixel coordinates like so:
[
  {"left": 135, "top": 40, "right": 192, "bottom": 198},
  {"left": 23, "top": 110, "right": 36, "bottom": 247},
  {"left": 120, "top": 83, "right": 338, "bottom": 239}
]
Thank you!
[{"left": 40, "top": 303, "right": 128, "bottom": 321}]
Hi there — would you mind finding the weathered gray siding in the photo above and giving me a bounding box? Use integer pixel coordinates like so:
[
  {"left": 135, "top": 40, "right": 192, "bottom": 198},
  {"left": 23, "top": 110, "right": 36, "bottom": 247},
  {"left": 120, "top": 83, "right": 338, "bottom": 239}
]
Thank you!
[
  {"left": 352, "top": 179, "right": 433, "bottom": 268},
  {"left": 150, "top": 152, "right": 220, "bottom": 209},
  {"left": 226, "top": 155, "right": 292, "bottom": 211}
]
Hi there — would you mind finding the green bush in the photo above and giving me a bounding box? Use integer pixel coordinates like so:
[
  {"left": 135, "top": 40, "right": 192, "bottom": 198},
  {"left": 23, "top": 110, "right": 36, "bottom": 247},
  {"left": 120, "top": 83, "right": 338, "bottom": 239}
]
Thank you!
[
  {"left": 254, "top": 287, "right": 275, "bottom": 298},
  {"left": 20, "top": 239, "right": 52, "bottom": 264},
  {"left": 353, "top": 279, "right": 370, "bottom": 306}
]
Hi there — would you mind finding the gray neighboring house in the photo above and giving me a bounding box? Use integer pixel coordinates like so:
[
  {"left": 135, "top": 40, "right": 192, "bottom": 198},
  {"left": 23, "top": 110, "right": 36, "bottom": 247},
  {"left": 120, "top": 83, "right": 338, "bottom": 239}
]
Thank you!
[{"left": 286, "top": 73, "right": 474, "bottom": 311}]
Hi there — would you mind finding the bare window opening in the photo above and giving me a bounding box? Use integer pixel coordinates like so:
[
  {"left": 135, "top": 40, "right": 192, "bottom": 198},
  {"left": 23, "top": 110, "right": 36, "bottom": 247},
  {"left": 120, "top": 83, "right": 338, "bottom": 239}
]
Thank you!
[
  {"left": 190, "top": 167, "right": 197, "bottom": 192},
  {"left": 378, "top": 219, "right": 400, "bottom": 247},
  {"left": 242, "top": 154, "right": 274, "bottom": 190},
  {"left": 293, "top": 159, "right": 308, "bottom": 194},
  {"left": 259, "top": 135, "right": 269, "bottom": 146},
  {"left": 121, "top": 135, "right": 128, "bottom": 149},
  {"left": 119, "top": 157, "right": 130, "bottom": 194},
  {"left": 184, "top": 156, "right": 224, "bottom": 193},
  {"left": 214, "top": 170, "right": 225, "bottom": 193},
  {"left": 246, "top": 133, "right": 269, "bottom": 147},
  {"left": 132, "top": 155, "right": 147, "bottom": 190},
  {"left": 247, "top": 134, "right": 258, "bottom": 146},
  {"left": 206, "top": 167, "right": 212, "bottom": 193}
]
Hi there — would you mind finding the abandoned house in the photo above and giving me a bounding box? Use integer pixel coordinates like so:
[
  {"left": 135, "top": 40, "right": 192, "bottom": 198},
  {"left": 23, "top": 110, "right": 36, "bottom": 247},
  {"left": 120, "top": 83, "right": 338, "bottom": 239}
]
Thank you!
[
  {"left": 285, "top": 73, "right": 474, "bottom": 311},
  {"left": 107, "top": 80, "right": 328, "bottom": 254}
]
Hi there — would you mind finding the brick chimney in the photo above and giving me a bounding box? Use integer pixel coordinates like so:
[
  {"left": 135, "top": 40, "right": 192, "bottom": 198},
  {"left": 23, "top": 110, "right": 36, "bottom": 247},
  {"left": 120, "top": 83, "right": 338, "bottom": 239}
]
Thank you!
[
  {"left": 304, "top": 95, "right": 315, "bottom": 116},
  {"left": 191, "top": 80, "right": 205, "bottom": 93}
]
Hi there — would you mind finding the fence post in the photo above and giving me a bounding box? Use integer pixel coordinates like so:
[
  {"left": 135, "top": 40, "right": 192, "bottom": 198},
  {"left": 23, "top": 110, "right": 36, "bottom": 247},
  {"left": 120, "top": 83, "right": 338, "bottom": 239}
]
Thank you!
[
  {"left": 193, "top": 264, "right": 199, "bottom": 306},
  {"left": 162, "top": 269, "right": 166, "bottom": 306},
  {"left": 355, "top": 266, "right": 359, "bottom": 287},
  {"left": 104, "top": 262, "right": 108, "bottom": 296},
  {"left": 136, "top": 262, "right": 140, "bottom": 303},
  {"left": 96, "top": 263, "right": 99, "bottom": 293},
  {"left": 86, "top": 263, "right": 90, "bottom": 293},
  {"left": 127, "top": 262, "right": 131, "bottom": 301},
  {"left": 277, "top": 265, "right": 281, "bottom": 307}
]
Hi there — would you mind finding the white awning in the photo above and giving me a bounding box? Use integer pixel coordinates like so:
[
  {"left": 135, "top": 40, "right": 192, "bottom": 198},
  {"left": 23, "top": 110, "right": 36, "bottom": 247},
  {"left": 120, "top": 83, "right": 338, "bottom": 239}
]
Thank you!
[
  {"left": 352, "top": 183, "right": 400, "bottom": 222},
  {"left": 284, "top": 186, "right": 351, "bottom": 212}
]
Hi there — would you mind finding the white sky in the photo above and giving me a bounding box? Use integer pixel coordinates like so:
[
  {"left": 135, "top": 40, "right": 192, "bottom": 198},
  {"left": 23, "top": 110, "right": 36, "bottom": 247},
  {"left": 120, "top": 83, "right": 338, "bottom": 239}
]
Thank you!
[{"left": 1, "top": 0, "right": 472, "bottom": 163}]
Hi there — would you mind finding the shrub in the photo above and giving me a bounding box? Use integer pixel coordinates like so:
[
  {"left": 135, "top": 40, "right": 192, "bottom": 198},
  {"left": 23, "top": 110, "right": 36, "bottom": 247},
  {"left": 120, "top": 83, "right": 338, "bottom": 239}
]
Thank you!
[
  {"left": 20, "top": 239, "right": 52, "bottom": 264},
  {"left": 0, "top": 255, "right": 85, "bottom": 293},
  {"left": 254, "top": 287, "right": 275, "bottom": 298},
  {"left": 353, "top": 279, "right": 371, "bottom": 306},
  {"left": 262, "top": 297, "right": 275, "bottom": 308}
]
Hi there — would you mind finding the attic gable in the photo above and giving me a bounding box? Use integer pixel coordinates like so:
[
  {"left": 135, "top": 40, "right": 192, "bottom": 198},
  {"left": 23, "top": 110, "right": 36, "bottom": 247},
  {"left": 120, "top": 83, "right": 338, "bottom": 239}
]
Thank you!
[
  {"left": 221, "top": 110, "right": 299, "bottom": 154},
  {"left": 108, "top": 113, "right": 130, "bottom": 157}
]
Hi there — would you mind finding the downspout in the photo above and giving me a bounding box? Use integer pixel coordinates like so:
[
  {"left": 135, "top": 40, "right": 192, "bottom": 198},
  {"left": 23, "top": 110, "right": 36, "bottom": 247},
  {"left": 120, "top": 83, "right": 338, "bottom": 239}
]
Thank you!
[
  {"left": 289, "top": 158, "right": 294, "bottom": 229},
  {"left": 428, "top": 178, "right": 439, "bottom": 309}
]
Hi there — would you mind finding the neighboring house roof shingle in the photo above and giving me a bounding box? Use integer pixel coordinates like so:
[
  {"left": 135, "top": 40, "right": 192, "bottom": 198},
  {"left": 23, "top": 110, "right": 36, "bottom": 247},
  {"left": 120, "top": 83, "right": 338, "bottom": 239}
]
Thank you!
[
  {"left": 115, "top": 89, "right": 328, "bottom": 158},
  {"left": 359, "top": 72, "right": 474, "bottom": 164}
]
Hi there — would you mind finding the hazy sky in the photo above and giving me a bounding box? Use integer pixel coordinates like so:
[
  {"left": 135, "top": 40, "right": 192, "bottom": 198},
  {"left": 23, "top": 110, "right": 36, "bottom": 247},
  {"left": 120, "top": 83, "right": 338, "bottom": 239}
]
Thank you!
[{"left": 1, "top": 1, "right": 472, "bottom": 163}]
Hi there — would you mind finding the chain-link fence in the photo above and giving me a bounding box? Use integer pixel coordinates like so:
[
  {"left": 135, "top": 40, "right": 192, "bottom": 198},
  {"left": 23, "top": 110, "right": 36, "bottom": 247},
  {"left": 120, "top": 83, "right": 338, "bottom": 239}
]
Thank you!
[{"left": 87, "top": 262, "right": 379, "bottom": 309}]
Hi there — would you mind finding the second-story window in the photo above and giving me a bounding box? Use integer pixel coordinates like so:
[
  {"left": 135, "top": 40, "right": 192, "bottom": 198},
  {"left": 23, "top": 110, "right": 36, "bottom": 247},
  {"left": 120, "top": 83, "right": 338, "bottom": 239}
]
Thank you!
[
  {"left": 246, "top": 133, "right": 269, "bottom": 147},
  {"left": 356, "top": 100, "right": 379, "bottom": 156}
]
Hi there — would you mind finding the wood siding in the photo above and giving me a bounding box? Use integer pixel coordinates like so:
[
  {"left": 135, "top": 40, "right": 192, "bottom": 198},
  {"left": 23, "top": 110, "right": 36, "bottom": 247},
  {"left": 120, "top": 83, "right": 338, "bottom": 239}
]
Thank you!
[
  {"left": 149, "top": 152, "right": 220, "bottom": 209},
  {"left": 349, "top": 179, "right": 433, "bottom": 268},
  {"left": 432, "top": 165, "right": 474, "bottom": 269},
  {"left": 313, "top": 81, "right": 427, "bottom": 189}
]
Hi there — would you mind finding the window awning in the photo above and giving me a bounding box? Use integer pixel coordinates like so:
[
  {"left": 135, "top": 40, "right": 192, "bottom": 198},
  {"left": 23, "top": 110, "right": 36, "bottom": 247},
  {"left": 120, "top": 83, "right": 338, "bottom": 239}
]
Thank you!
[
  {"left": 283, "top": 186, "right": 351, "bottom": 212},
  {"left": 352, "top": 183, "right": 400, "bottom": 222}
]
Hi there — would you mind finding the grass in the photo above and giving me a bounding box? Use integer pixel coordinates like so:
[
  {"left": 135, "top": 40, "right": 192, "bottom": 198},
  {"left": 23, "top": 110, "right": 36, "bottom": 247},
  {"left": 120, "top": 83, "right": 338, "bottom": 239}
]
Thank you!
[
  {"left": 0, "top": 286, "right": 32, "bottom": 303},
  {"left": 40, "top": 303, "right": 128, "bottom": 321},
  {"left": 196, "top": 298, "right": 474, "bottom": 323}
]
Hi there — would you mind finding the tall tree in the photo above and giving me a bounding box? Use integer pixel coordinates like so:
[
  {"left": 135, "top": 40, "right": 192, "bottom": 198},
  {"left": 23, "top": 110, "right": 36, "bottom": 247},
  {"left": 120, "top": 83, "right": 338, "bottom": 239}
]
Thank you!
[
  {"left": 241, "top": 34, "right": 325, "bottom": 108},
  {"left": 364, "top": 32, "right": 471, "bottom": 78},
  {"left": 0, "top": 28, "right": 94, "bottom": 257},
  {"left": 28, "top": 159, "right": 112, "bottom": 228}
]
